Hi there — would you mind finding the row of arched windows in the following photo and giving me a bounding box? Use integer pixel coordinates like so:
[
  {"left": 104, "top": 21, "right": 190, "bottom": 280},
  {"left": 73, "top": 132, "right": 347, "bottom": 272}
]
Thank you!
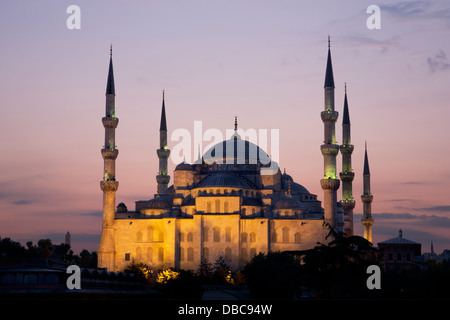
[
  {"left": 197, "top": 189, "right": 259, "bottom": 197},
  {"left": 271, "top": 227, "right": 301, "bottom": 243},
  {"left": 134, "top": 246, "right": 164, "bottom": 262},
  {"left": 136, "top": 226, "right": 164, "bottom": 243}
]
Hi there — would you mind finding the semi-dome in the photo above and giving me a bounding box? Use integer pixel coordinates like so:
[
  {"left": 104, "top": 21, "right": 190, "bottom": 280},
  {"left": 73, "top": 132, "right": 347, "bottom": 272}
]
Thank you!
[
  {"left": 146, "top": 197, "right": 171, "bottom": 209},
  {"left": 203, "top": 137, "right": 271, "bottom": 165},
  {"left": 198, "top": 172, "right": 254, "bottom": 189}
]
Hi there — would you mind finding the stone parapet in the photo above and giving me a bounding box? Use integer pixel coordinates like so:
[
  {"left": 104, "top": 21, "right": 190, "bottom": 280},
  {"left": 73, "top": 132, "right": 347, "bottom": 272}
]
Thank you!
[
  {"left": 101, "top": 148, "right": 119, "bottom": 160},
  {"left": 361, "top": 194, "right": 373, "bottom": 203},
  {"left": 157, "top": 148, "right": 171, "bottom": 159},
  {"left": 339, "top": 144, "right": 354, "bottom": 154},
  {"left": 321, "top": 110, "right": 339, "bottom": 122},
  {"left": 339, "top": 171, "right": 355, "bottom": 181},
  {"left": 102, "top": 117, "right": 119, "bottom": 128},
  {"left": 100, "top": 180, "right": 119, "bottom": 192},
  {"left": 320, "top": 178, "right": 340, "bottom": 190},
  {"left": 341, "top": 199, "right": 356, "bottom": 211},
  {"left": 320, "top": 144, "right": 340, "bottom": 156}
]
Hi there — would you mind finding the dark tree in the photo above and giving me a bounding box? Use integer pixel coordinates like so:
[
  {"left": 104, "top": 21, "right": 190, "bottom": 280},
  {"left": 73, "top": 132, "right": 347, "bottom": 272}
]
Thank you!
[{"left": 243, "top": 252, "right": 302, "bottom": 299}]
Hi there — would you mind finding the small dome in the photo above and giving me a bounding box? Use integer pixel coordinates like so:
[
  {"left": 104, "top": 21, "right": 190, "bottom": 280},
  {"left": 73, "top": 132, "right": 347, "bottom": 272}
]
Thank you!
[
  {"left": 117, "top": 202, "right": 128, "bottom": 213},
  {"left": 175, "top": 161, "right": 193, "bottom": 171},
  {"left": 274, "top": 197, "right": 304, "bottom": 210},
  {"left": 146, "top": 198, "right": 170, "bottom": 209}
]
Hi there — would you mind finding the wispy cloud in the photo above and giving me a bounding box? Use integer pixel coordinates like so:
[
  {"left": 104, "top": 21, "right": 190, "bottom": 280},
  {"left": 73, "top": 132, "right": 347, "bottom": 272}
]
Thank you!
[
  {"left": 427, "top": 49, "right": 450, "bottom": 73},
  {"left": 399, "top": 181, "right": 428, "bottom": 185},
  {"left": 380, "top": 0, "right": 450, "bottom": 26},
  {"left": 414, "top": 205, "right": 450, "bottom": 212}
]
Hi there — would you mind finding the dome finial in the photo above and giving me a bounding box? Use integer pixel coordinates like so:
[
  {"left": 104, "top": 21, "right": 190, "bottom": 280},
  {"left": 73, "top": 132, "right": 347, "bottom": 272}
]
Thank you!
[
  {"left": 110, "top": 43, "right": 113, "bottom": 57},
  {"left": 234, "top": 116, "right": 238, "bottom": 131}
]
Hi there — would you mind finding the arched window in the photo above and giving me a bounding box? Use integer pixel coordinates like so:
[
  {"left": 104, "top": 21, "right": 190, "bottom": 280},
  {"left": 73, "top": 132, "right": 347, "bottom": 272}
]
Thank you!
[
  {"left": 241, "top": 233, "right": 248, "bottom": 243},
  {"left": 180, "top": 247, "right": 185, "bottom": 261},
  {"left": 224, "top": 201, "right": 229, "bottom": 213},
  {"left": 295, "top": 232, "right": 301, "bottom": 243},
  {"left": 252, "top": 208, "right": 256, "bottom": 215},
  {"left": 216, "top": 189, "right": 220, "bottom": 194},
  {"left": 215, "top": 199, "right": 220, "bottom": 213},
  {"left": 136, "top": 231, "right": 143, "bottom": 242},
  {"left": 250, "top": 232, "right": 256, "bottom": 243},
  {"left": 207, "top": 202, "right": 212, "bottom": 213},
  {"left": 179, "top": 232, "right": 185, "bottom": 242},
  {"left": 204, "top": 247, "right": 209, "bottom": 261},
  {"left": 282, "top": 227, "right": 290, "bottom": 243},
  {"left": 226, "top": 227, "right": 232, "bottom": 242},
  {"left": 204, "top": 227, "right": 209, "bottom": 242},
  {"left": 213, "top": 227, "right": 220, "bottom": 242},
  {"left": 187, "top": 247, "right": 194, "bottom": 261},
  {"left": 241, "top": 208, "right": 246, "bottom": 215},
  {"left": 158, "top": 247, "right": 164, "bottom": 262},
  {"left": 147, "top": 247, "right": 153, "bottom": 262},
  {"left": 187, "top": 232, "right": 193, "bottom": 242},
  {"left": 147, "top": 227, "right": 154, "bottom": 242},
  {"left": 249, "top": 248, "right": 256, "bottom": 258}
]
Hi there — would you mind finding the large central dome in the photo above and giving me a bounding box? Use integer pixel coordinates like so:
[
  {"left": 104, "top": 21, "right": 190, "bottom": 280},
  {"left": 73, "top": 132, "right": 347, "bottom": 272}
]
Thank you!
[{"left": 203, "top": 136, "right": 271, "bottom": 165}]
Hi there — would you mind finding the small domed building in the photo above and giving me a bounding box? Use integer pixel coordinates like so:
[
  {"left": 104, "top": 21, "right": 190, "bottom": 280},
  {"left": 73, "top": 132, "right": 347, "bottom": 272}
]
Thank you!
[{"left": 98, "top": 41, "right": 374, "bottom": 272}]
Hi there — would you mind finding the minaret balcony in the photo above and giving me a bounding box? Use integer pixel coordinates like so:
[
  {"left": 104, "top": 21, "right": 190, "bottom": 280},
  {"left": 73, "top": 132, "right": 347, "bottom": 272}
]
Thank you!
[
  {"left": 341, "top": 199, "right": 356, "bottom": 211},
  {"left": 339, "top": 171, "right": 355, "bottom": 181},
  {"left": 101, "top": 148, "right": 119, "bottom": 160},
  {"left": 339, "top": 144, "right": 354, "bottom": 154},
  {"left": 320, "top": 178, "right": 340, "bottom": 190},
  {"left": 102, "top": 117, "right": 119, "bottom": 129},
  {"left": 157, "top": 174, "right": 170, "bottom": 184},
  {"left": 320, "top": 144, "right": 340, "bottom": 156},
  {"left": 321, "top": 110, "right": 339, "bottom": 122},
  {"left": 100, "top": 180, "right": 119, "bottom": 192},
  {"left": 361, "top": 194, "right": 373, "bottom": 203},
  {"left": 361, "top": 218, "right": 374, "bottom": 226},
  {"left": 157, "top": 148, "right": 171, "bottom": 159}
]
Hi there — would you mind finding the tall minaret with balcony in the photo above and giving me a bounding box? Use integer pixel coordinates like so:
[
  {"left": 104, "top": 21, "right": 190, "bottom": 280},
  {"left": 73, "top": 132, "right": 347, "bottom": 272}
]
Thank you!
[
  {"left": 98, "top": 46, "right": 119, "bottom": 271},
  {"left": 156, "top": 91, "right": 170, "bottom": 194},
  {"left": 340, "top": 84, "right": 355, "bottom": 236},
  {"left": 320, "top": 37, "right": 340, "bottom": 232},
  {"left": 361, "top": 142, "right": 374, "bottom": 243}
]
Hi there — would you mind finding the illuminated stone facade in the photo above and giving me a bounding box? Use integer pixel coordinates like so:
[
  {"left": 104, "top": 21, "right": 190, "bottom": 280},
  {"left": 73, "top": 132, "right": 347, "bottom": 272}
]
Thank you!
[{"left": 98, "top": 41, "right": 371, "bottom": 272}]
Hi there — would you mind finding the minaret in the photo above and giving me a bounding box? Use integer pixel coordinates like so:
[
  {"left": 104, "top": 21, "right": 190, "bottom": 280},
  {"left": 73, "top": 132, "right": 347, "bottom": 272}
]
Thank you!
[
  {"left": 361, "top": 142, "right": 374, "bottom": 243},
  {"left": 340, "top": 84, "right": 355, "bottom": 236},
  {"left": 98, "top": 46, "right": 119, "bottom": 271},
  {"left": 156, "top": 91, "right": 170, "bottom": 194},
  {"left": 320, "top": 36, "right": 340, "bottom": 232}
]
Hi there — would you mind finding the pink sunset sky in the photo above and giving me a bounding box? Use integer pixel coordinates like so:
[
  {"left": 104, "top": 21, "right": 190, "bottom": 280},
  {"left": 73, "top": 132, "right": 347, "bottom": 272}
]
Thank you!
[{"left": 1, "top": 0, "right": 449, "bottom": 254}]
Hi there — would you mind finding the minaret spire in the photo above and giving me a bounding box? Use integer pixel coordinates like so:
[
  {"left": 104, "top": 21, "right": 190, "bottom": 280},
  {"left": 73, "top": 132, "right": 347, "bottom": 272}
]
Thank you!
[
  {"left": 320, "top": 36, "right": 340, "bottom": 234},
  {"left": 340, "top": 83, "right": 355, "bottom": 236},
  {"left": 99, "top": 47, "right": 120, "bottom": 271},
  {"left": 324, "top": 36, "right": 335, "bottom": 89},
  {"left": 106, "top": 46, "right": 115, "bottom": 95},
  {"left": 361, "top": 142, "right": 374, "bottom": 243},
  {"left": 156, "top": 90, "right": 170, "bottom": 194}
]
